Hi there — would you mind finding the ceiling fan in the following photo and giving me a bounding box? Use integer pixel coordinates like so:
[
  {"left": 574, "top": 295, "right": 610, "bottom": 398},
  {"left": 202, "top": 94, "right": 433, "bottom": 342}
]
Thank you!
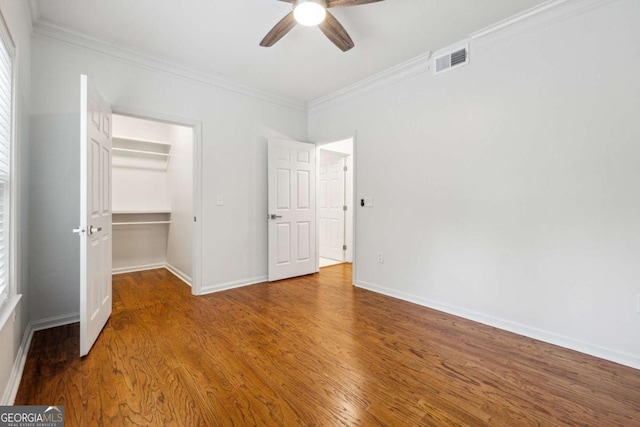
[{"left": 260, "top": 0, "right": 385, "bottom": 52}]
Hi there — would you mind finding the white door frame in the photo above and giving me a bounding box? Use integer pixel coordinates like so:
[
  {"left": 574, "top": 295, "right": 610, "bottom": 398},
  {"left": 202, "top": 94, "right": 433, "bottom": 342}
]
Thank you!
[
  {"left": 111, "top": 105, "right": 204, "bottom": 295},
  {"left": 314, "top": 132, "right": 357, "bottom": 286}
]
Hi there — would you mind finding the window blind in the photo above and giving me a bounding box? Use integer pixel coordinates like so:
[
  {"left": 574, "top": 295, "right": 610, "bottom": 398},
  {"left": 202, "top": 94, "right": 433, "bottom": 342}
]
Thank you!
[{"left": 0, "top": 16, "right": 13, "bottom": 307}]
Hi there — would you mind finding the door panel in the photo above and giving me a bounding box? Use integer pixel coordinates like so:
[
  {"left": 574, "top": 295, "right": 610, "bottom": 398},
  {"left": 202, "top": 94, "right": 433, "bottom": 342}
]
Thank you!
[
  {"left": 79, "top": 75, "right": 112, "bottom": 357},
  {"left": 297, "top": 170, "right": 310, "bottom": 208},
  {"left": 297, "top": 221, "right": 310, "bottom": 261},
  {"left": 277, "top": 223, "right": 291, "bottom": 264},
  {"left": 268, "top": 138, "right": 316, "bottom": 281}
]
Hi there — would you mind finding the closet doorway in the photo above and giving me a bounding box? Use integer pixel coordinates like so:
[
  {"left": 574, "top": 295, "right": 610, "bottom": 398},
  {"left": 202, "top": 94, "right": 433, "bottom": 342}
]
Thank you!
[{"left": 111, "top": 112, "right": 201, "bottom": 291}]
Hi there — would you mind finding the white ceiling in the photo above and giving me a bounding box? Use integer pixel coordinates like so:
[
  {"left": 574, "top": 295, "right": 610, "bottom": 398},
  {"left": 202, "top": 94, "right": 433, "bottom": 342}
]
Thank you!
[{"left": 33, "top": 0, "right": 548, "bottom": 103}]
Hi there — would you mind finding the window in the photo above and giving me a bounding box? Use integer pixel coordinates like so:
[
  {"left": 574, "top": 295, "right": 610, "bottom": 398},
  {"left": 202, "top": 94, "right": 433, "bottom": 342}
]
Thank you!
[{"left": 0, "top": 11, "right": 14, "bottom": 310}]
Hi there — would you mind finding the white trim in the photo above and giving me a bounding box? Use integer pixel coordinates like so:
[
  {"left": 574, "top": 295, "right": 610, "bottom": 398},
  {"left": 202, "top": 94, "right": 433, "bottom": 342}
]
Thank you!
[
  {"left": 308, "top": 0, "right": 619, "bottom": 113},
  {"left": 112, "top": 263, "right": 166, "bottom": 275},
  {"left": 199, "top": 276, "right": 268, "bottom": 296},
  {"left": 0, "top": 294, "right": 21, "bottom": 332},
  {"left": 27, "top": 0, "right": 40, "bottom": 25},
  {"left": 0, "top": 8, "right": 16, "bottom": 313},
  {"left": 470, "top": 0, "right": 618, "bottom": 45},
  {"left": 351, "top": 131, "right": 357, "bottom": 287},
  {"left": 164, "top": 264, "right": 192, "bottom": 287},
  {"left": 1, "top": 312, "right": 79, "bottom": 405},
  {"left": 30, "top": 312, "right": 80, "bottom": 332},
  {"left": 314, "top": 134, "right": 357, "bottom": 271},
  {"left": 355, "top": 279, "right": 640, "bottom": 370},
  {"left": 32, "top": 19, "right": 306, "bottom": 113},
  {"left": 1, "top": 321, "right": 30, "bottom": 405},
  {"left": 308, "top": 51, "right": 432, "bottom": 114}
]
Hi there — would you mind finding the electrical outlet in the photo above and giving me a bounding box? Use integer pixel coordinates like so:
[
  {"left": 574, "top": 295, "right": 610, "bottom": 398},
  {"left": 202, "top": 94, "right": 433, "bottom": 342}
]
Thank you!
[
  {"left": 216, "top": 195, "right": 224, "bottom": 206},
  {"left": 377, "top": 252, "right": 384, "bottom": 264}
]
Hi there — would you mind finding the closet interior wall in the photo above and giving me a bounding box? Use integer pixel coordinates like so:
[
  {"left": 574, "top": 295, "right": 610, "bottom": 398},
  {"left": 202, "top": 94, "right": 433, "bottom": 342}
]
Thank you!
[{"left": 111, "top": 114, "right": 193, "bottom": 284}]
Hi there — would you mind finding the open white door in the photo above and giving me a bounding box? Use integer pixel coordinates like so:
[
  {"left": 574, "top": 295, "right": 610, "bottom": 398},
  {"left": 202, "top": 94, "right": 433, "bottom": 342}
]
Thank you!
[
  {"left": 268, "top": 138, "right": 316, "bottom": 281},
  {"left": 319, "top": 151, "right": 346, "bottom": 261},
  {"left": 76, "top": 75, "right": 112, "bottom": 356}
]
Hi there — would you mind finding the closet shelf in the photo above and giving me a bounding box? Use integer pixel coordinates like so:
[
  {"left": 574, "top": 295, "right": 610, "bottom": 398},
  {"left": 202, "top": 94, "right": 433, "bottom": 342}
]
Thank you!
[
  {"left": 113, "top": 209, "right": 171, "bottom": 214},
  {"left": 113, "top": 135, "right": 172, "bottom": 146},
  {"left": 113, "top": 147, "right": 171, "bottom": 157},
  {"left": 113, "top": 221, "right": 171, "bottom": 226}
]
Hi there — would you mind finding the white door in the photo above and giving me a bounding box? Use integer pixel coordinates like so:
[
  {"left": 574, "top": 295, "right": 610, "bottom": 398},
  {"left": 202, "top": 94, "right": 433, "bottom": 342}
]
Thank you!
[
  {"left": 268, "top": 138, "right": 316, "bottom": 281},
  {"left": 319, "top": 151, "right": 346, "bottom": 261},
  {"left": 77, "top": 75, "right": 112, "bottom": 356}
]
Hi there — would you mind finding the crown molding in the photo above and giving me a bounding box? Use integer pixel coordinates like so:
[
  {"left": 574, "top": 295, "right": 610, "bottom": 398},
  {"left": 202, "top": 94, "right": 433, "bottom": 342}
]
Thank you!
[
  {"left": 309, "top": 0, "right": 619, "bottom": 114},
  {"left": 26, "top": 0, "right": 40, "bottom": 25},
  {"left": 32, "top": 19, "right": 307, "bottom": 112},
  {"left": 308, "top": 51, "right": 432, "bottom": 115},
  {"left": 471, "top": 0, "right": 618, "bottom": 45}
]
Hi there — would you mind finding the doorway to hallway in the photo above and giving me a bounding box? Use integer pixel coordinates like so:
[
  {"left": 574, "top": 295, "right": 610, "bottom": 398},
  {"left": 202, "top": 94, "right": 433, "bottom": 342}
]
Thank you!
[{"left": 317, "top": 138, "right": 354, "bottom": 269}]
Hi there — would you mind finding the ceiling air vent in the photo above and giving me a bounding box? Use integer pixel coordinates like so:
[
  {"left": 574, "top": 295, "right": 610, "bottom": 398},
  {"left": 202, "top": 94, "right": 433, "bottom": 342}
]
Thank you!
[{"left": 434, "top": 45, "right": 469, "bottom": 75}]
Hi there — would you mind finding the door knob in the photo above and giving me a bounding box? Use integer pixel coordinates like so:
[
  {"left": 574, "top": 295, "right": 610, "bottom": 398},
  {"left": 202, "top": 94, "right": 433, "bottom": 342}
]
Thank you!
[
  {"left": 269, "top": 214, "right": 283, "bottom": 220},
  {"left": 88, "top": 226, "right": 102, "bottom": 235}
]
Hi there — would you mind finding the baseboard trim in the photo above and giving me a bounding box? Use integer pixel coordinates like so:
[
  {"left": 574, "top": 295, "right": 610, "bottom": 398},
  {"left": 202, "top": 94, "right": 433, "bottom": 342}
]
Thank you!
[
  {"left": 1, "top": 312, "right": 79, "bottom": 405},
  {"left": 0, "top": 323, "right": 32, "bottom": 405},
  {"left": 30, "top": 312, "right": 80, "bottom": 332},
  {"left": 199, "top": 275, "right": 268, "bottom": 296},
  {"left": 164, "top": 264, "right": 192, "bottom": 287},
  {"left": 112, "top": 263, "right": 166, "bottom": 275},
  {"left": 355, "top": 279, "right": 640, "bottom": 370}
]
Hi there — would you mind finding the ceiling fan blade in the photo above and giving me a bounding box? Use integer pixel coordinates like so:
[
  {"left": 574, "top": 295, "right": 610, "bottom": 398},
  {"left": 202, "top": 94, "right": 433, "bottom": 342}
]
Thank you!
[
  {"left": 327, "top": 0, "right": 384, "bottom": 8},
  {"left": 318, "top": 11, "right": 354, "bottom": 52},
  {"left": 260, "top": 12, "right": 297, "bottom": 47}
]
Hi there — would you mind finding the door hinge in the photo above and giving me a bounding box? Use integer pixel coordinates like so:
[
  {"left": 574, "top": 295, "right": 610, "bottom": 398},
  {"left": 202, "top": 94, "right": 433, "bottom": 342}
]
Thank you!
[
  {"left": 194, "top": 216, "right": 197, "bottom": 222},
  {"left": 343, "top": 166, "right": 348, "bottom": 172},
  {"left": 343, "top": 205, "right": 347, "bottom": 211},
  {"left": 343, "top": 245, "right": 347, "bottom": 250}
]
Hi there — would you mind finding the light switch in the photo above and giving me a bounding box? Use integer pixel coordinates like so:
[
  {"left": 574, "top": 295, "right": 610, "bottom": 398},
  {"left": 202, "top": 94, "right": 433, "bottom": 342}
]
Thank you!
[{"left": 216, "top": 195, "right": 224, "bottom": 206}]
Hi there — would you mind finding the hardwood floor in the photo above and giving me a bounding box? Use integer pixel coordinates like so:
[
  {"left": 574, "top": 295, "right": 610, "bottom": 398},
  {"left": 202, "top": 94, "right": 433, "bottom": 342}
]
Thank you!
[{"left": 15, "top": 265, "right": 640, "bottom": 426}]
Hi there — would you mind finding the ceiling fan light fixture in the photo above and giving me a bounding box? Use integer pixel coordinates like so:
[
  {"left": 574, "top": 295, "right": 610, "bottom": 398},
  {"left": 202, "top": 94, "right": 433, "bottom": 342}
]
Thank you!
[{"left": 293, "top": 0, "right": 327, "bottom": 27}]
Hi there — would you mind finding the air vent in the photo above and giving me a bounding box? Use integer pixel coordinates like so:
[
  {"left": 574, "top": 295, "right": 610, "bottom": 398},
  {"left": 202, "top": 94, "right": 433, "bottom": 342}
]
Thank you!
[{"left": 434, "top": 45, "right": 469, "bottom": 75}]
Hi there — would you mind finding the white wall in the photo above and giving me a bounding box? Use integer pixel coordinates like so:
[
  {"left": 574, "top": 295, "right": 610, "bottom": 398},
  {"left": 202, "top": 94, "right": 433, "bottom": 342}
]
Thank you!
[
  {"left": 309, "top": 0, "right": 640, "bottom": 368},
  {"left": 29, "top": 34, "right": 307, "bottom": 319},
  {"left": 166, "top": 125, "right": 193, "bottom": 281},
  {"left": 0, "top": 0, "right": 31, "bottom": 404}
]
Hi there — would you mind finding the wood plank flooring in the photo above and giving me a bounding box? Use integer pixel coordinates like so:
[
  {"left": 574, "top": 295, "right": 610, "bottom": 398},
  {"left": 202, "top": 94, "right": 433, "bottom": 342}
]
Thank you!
[{"left": 15, "top": 265, "right": 640, "bottom": 426}]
